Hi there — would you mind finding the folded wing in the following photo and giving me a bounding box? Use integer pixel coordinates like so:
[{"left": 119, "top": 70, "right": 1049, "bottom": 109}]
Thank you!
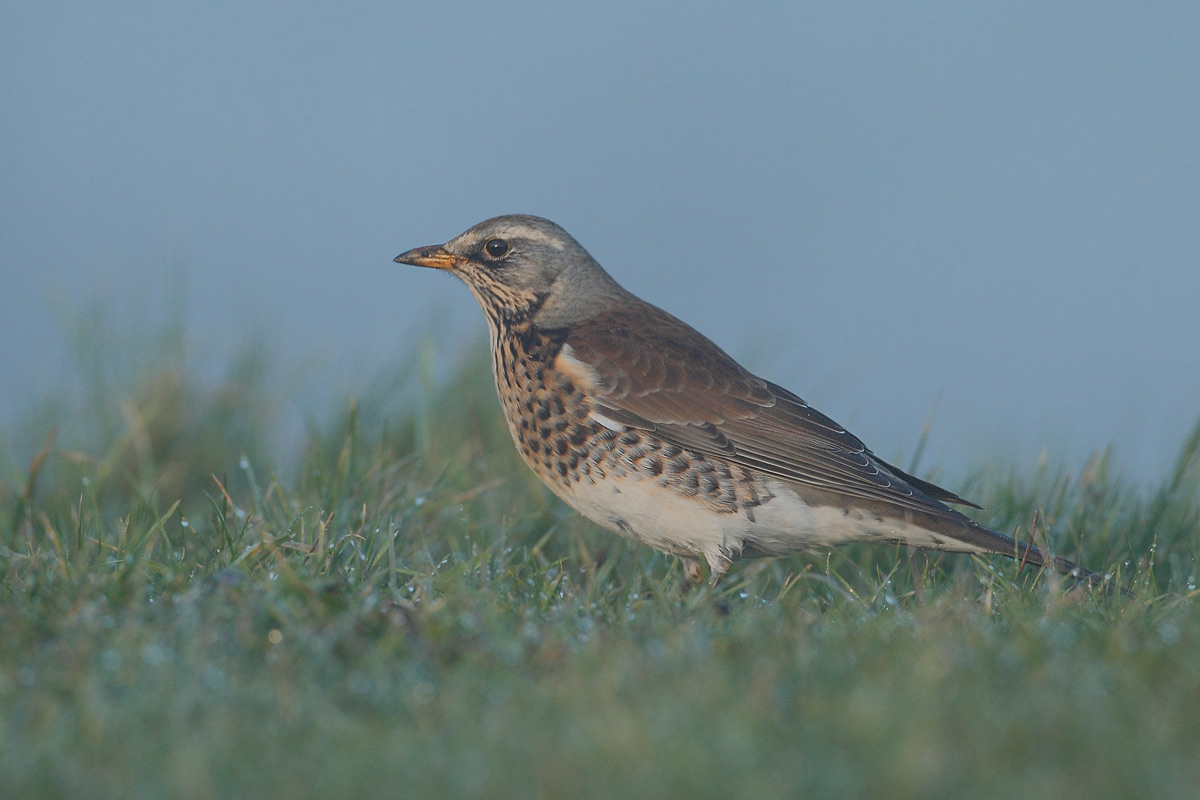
[{"left": 563, "top": 304, "right": 981, "bottom": 524}]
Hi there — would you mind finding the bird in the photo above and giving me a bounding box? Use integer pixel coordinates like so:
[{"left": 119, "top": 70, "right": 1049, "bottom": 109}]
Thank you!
[{"left": 395, "top": 214, "right": 1102, "bottom": 588}]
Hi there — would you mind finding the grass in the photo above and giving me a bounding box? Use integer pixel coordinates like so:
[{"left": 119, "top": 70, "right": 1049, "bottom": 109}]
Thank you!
[{"left": 1, "top": 313, "right": 1198, "bottom": 800}]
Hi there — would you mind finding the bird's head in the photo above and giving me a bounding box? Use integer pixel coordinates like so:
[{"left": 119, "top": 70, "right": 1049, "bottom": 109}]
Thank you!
[{"left": 395, "top": 215, "right": 628, "bottom": 328}]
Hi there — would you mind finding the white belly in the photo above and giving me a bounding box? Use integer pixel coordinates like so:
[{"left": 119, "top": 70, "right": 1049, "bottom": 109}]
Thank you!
[{"left": 557, "top": 471, "right": 983, "bottom": 572}]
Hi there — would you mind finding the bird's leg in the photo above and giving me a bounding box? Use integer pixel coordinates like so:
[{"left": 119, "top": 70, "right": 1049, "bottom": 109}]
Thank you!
[
  {"left": 681, "top": 557, "right": 706, "bottom": 590},
  {"left": 704, "top": 552, "right": 732, "bottom": 587},
  {"left": 682, "top": 555, "right": 733, "bottom": 614},
  {"left": 704, "top": 555, "right": 734, "bottom": 615}
]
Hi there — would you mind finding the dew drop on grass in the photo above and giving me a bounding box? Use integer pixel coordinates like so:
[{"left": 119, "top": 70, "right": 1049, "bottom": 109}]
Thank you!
[
  {"left": 347, "top": 670, "right": 373, "bottom": 695},
  {"left": 412, "top": 681, "right": 435, "bottom": 705},
  {"left": 141, "top": 643, "right": 168, "bottom": 666},
  {"left": 414, "top": 496, "right": 426, "bottom": 507},
  {"left": 180, "top": 519, "right": 189, "bottom": 528},
  {"left": 204, "top": 666, "right": 227, "bottom": 690},
  {"left": 239, "top": 456, "right": 250, "bottom": 470},
  {"left": 100, "top": 649, "right": 122, "bottom": 671}
]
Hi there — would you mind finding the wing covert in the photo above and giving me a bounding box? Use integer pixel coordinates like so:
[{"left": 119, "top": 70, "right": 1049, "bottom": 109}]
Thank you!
[{"left": 561, "top": 304, "right": 980, "bottom": 518}]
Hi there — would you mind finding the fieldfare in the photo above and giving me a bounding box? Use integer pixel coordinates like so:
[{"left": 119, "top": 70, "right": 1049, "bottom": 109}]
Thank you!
[{"left": 396, "top": 215, "right": 1101, "bottom": 587}]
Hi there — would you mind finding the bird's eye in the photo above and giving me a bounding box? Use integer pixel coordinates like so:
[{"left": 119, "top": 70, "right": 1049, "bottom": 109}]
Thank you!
[{"left": 484, "top": 238, "right": 511, "bottom": 259}]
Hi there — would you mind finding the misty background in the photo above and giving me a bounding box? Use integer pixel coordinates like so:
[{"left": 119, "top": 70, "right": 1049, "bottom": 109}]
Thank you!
[{"left": 2, "top": 2, "right": 1198, "bottom": 484}]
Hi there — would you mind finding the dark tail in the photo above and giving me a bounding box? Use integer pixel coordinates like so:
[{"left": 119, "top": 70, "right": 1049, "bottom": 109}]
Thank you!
[
  {"left": 962, "top": 517, "right": 1108, "bottom": 588},
  {"left": 1012, "top": 542, "right": 1107, "bottom": 587},
  {"left": 880, "top": 457, "right": 1109, "bottom": 588},
  {"left": 921, "top": 509, "right": 1109, "bottom": 589}
]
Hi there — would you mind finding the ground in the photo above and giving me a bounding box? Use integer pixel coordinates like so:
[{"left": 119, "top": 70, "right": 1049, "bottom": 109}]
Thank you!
[{"left": 1, "top": 321, "right": 1197, "bottom": 799}]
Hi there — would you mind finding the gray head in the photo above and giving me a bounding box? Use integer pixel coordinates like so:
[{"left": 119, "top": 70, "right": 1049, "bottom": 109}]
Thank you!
[{"left": 395, "top": 215, "right": 631, "bottom": 329}]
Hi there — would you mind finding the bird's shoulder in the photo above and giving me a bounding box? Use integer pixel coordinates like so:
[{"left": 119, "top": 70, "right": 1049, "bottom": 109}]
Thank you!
[
  {"left": 551, "top": 302, "right": 863, "bottom": 452},
  {"left": 558, "top": 301, "right": 773, "bottom": 414}
]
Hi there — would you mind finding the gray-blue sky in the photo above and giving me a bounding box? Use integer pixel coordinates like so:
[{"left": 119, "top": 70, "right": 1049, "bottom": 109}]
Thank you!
[{"left": 2, "top": 2, "right": 1198, "bottom": 482}]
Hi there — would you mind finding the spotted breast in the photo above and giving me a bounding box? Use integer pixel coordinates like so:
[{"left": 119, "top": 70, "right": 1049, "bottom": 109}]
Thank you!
[{"left": 490, "top": 321, "right": 769, "bottom": 567}]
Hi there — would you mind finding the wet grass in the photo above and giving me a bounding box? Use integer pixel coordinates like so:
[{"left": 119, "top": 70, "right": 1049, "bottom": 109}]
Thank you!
[{"left": 1, "top": 319, "right": 1198, "bottom": 799}]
